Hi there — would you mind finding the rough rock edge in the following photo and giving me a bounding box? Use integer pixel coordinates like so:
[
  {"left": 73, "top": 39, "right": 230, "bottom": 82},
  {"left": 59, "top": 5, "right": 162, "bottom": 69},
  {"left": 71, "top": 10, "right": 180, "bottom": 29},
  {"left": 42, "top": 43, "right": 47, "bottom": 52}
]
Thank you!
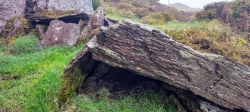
[{"left": 60, "top": 19, "right": 250, "bottom": 111}]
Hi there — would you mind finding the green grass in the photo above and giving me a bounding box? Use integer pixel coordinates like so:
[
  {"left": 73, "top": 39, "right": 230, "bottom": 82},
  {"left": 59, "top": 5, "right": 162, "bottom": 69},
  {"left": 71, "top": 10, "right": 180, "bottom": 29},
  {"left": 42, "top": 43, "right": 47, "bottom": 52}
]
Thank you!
[
  {"left": 0, "top": 35, "right": 83, "bottom": 111},
  {"left": 152, "top": 19, "right": 231, "bottom": 32},
  {"left": 70, "top": 89, "right": 177, "bottom": 112},
  {"left": 11, "top": 35, "right": 40, "bottom": 56}
]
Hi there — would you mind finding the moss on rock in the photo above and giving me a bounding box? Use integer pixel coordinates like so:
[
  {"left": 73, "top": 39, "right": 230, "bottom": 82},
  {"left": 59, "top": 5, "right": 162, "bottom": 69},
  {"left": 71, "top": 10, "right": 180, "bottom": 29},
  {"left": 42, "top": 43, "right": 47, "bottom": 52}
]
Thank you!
[
  {"left": 57, "top": 68, "right": 86, "bottom": 103},
  {"left": 57, "top": 52, "right": 96, "bottom": 104}
]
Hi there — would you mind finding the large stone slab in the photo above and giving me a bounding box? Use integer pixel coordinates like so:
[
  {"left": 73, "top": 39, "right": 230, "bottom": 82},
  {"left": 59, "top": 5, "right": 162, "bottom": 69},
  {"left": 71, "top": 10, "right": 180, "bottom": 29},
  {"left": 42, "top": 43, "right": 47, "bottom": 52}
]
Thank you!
[
  {"left": 0, "top": 0, "right": 26, "bottom": 19},
  {"left": 59, "top": 19, "right": 250, "bottom": 112},
  {"left": 47, "top": 0, "right": 94, "bottom": 14},
  {"left": 25, "top": 0, "right": 94, "bottom": 24},
  {"left": 40, "top": 20, "right": 80, "bottom": 47}
]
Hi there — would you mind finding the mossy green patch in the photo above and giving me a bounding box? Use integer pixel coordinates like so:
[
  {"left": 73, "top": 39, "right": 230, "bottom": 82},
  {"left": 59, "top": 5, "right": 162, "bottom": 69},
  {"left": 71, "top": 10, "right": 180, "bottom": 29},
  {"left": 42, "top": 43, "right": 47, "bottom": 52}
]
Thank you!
[{"left": 57, "top": 69, "right": 86, "bottom": 103}]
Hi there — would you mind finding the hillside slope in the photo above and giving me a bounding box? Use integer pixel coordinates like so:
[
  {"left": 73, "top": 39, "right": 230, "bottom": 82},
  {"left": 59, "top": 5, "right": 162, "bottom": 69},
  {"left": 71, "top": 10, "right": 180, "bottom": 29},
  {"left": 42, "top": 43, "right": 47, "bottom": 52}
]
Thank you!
[
  {"left": 102, "top": 0, "right": 196, "bottom": 23},
  {"left": 169, "top": 3, "right": 201, "bottom": 12}
]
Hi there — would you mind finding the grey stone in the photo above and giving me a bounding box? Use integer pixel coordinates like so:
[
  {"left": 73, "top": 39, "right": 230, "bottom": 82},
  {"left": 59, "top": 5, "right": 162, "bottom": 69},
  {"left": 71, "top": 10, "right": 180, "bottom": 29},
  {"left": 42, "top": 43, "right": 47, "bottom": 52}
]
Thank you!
[
  {"left": 47, "top": 0, "right": 94, "bottom": 14},
  {"left": 26, "top": 0, "right": 94, "bottom": 25},
  {"left": 90, "top": 7, "right": 104, "bottom": 29},
  {"left": 200, "top": 101, "right": 227, "bottom": 112},
  {"left": 80, "top": 7, "right": 105, "bottom": 39},
  {"left": 41, "top": 20, "right": 80, "bottom": 47},
  {"left": 0, "top": 0, "right": 26, "bottom": 19}
]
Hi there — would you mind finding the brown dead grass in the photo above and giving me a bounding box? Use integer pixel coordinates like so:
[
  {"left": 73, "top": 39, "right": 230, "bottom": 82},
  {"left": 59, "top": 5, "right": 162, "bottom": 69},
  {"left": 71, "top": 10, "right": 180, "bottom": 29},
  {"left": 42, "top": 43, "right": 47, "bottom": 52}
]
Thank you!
[{"left": 166, "top": 26, "right": 250, "bottom": 67}]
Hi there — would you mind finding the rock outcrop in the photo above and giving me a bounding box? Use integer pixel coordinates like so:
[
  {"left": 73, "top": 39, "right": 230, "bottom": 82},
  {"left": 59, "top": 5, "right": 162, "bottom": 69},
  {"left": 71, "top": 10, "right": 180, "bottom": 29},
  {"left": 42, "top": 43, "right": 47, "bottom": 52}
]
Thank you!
[
  {"left": 40, "top": 20, "right": 80, "bottom": 47},
  {"left": 81, "top": 7, "right": 104, "bottom": 39},
  {"left": 90, "top": 7, "right": 104, "bottom": 29},
  {"left": 25, "top": 0, "right": 94, "bottom": 24},
  {"left": 0, "top": 0, "right": 94, "bottom": 46},
  {"left": 0, "top": 0, "right": 26, "bottom": 19},
  {"left": 59, "top": 19, "right": 250, "bottom": 112}
]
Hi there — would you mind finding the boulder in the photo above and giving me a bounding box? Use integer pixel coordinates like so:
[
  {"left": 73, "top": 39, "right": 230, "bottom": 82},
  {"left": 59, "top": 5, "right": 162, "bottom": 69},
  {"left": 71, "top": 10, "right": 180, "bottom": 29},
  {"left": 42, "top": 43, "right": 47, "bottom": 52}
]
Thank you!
[
  {"left": 6, "top": 18, "right": 25, "bottom": 43},
  {"left": 59, "top": 19, "right": 250, "bottom": 112},
  {"left": 0, "top": 19, "right": 6, "bottom": 35},
  {"left": 90, "top": 7, "right": 104, "bottom": 29},
  {"left": 25, "top": 0, "right": 94, "bottom": 24},
  {"left": 0, "top": 0, "right": 26, "bottom": 19},
  {"left": 81, "top": 7, "right": 105, "bottom": 39},
  {"left": 41, "top": 20, "right": 80, "bottom": 47}
]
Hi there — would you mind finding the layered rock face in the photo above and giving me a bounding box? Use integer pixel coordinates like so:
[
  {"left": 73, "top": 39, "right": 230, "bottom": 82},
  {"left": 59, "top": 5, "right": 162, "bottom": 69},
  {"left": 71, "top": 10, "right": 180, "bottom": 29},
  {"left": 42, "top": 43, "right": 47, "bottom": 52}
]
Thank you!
[
  {"left": 59, "top": 19, "right": 250, "bottom": 111},
  {"left": 41, "top": 20, "right": 80, "bottom": 47},
  {"left": 0, "top": 0, "right": 26, "bottom": 19},
  {"left": 25, "top": 0, "right": 94, "bottom": 24}
]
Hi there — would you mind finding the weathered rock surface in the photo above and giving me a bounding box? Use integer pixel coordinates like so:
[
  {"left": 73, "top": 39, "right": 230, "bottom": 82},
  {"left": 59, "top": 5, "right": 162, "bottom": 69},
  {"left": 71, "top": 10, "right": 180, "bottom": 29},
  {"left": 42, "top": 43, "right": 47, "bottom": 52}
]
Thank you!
[
  {"left": 81, "top": 7, "right": 105, "bottom": 39},
  {"left": 0, "top": 0, "right": 26, "bottom": 19},
  {"left": 90, "top": 7, "right": 104, "bottom": 29},
  {"left": 6, "top": 18, "right": 25, "bottom": 43},
  {"left": 25, "top": 0, "right": 94, "bottom": 24},
  {"left": 41, "top": 20, "right": 80, "bottom": 47},
  {"left": 104, "top": 18, "right": 118, "bottom": 26},
  {"left": 60, "top": 19, "right": 250, "bottom": 111},
  {"left": 26, "top": 0, "right": 94, "bottom": 14},
  {"left": 0, "top": 19, "right": 6, "bottom": 34},
  {"left": 47, "top": 0, "right": 94, "bottom": 14}
]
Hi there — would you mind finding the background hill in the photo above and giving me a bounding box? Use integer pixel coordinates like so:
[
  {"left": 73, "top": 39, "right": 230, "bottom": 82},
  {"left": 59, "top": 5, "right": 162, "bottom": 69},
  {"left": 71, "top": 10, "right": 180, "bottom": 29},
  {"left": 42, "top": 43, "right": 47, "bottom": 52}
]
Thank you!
[
  {"left": 102, "top": 0, "right": 197, "bottom": 23},
  {"left": 169, "top": 3, "right": 202, "bottom": 12}
]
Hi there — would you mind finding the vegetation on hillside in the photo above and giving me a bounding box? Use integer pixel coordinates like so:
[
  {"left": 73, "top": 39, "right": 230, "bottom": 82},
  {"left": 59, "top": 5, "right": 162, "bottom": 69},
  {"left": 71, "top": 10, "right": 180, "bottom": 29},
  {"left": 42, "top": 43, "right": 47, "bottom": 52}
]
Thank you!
[
  {"left": 196, "top": 0, "right": 250, "bottom": 34},
  {"left": 165, "top": 20, "right": 250, "bottom": 67},
  {"left": 102, "top": 0, "right": 196, "bottom": 24}
]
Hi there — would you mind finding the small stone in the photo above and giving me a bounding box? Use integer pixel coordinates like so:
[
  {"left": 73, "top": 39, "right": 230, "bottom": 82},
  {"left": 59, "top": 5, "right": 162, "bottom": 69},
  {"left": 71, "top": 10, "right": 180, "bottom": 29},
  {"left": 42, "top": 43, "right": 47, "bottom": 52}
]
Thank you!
[{"left": 0, "top": 0, "right": 26, "bottom": 19}]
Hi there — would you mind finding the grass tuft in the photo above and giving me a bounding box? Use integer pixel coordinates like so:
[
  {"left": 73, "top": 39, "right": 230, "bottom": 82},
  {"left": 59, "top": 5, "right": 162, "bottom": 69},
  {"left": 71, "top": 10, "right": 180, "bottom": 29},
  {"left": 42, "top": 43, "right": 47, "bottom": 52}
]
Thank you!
[{"left": 10, "top": 35, "right": 40, "bottom": 55}]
